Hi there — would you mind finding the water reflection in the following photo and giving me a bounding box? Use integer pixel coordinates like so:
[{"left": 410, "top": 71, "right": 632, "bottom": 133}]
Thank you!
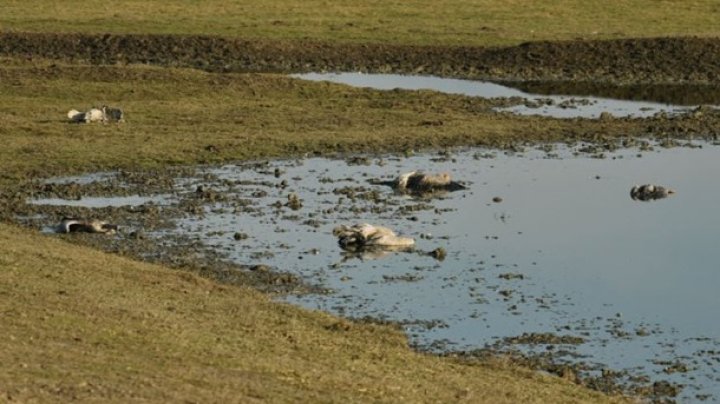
[
  {"left": 182, "top": 144, "right": 719, "bottom": 400},
  {"left": 292, "top": 73, "right": 717, "bottom": 118},
  {"left": 28, "top": 143, "right": 720, "bottom": 400},
  {"left": 338, "top": 245, "right": 415, "bottom": 262}
]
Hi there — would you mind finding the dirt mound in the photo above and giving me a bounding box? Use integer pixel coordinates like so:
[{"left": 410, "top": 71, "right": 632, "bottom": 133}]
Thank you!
[{"left": 1, "top": 32, "right": 720, "bottom": 84}]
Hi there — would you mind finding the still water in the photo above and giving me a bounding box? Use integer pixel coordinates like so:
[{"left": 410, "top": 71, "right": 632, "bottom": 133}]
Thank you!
[
  {"left": 180, "top": 144, "right": 720, "bottom": 400},
  {"left": 30, "top": 143, "right": 720, "bottom": 400},
  {"left": 292, "top": 73, "right": 713, "bottom": 118}
]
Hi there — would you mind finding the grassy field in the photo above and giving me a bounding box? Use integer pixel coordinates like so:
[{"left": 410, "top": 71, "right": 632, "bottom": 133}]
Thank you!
[
  {"left": 1, "top": 0, "right": 719, "bottom": 47},
  {"left": 0, "top": 223, "right": 624, "bottom": 402},
  {"left": 0, "top": 57, "right": 651, "bottom": 186},
  {"left": 3, "top": 1, "right": 718, "bottom": 401},
  {"left": 0, "top": 56, "right": 635, "bottom": 404}
]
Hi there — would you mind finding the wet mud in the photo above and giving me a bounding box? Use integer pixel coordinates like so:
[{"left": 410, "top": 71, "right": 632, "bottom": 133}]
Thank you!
[
  {"left": 500, "top": 81, "right": 720, "bottom": 106},
  {"left": 3, "top": 32, "right": 720, "bottom": 84},
  {"left": 7, "top": 169, "right": 308, "bottom": 294}
]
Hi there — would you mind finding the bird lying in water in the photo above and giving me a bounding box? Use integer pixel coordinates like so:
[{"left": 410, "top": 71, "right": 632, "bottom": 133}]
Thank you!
[
  {"left": 333, "top": 223, "right": 415, "bottom": 250},
  {"left": 339, "top": 245, "right": 412, "bottom": 262},
  {"left": 372, "top": 171, "right": 467, "bottom": 193},
  {"left": 56, "top": 217, "right": 119, "bottom": 234},
  {"left": 630, "top": 184, "right": 676, "bottom": 201}
]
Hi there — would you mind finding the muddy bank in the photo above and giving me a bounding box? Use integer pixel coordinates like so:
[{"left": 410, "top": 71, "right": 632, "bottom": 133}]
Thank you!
[
  {"left": 2, "top": 32, "right": 720, "bottom": 84},
  {"left": 4, "top": 169, "right": 308, "bottom": 295},
  {"left": 499, "top": 81, "right": 720, "bottom": 106}
]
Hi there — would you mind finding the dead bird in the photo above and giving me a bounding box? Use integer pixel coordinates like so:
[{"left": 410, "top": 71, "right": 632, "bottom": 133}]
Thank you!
[
  {"left": 102, "top": 105, "right": 124, "bottom": 122},
  {"left": 338, "top": 244, "right": 413, "bottom": 262},
  {"left": 333, "top": 223, "right": 415, "bottom": 249},
  {"left": 67, "top": 109, "right": 84, "bottom": 122},
  {"left": 56, "top": 217, "right": 119, "bottom": 234},
  {"left": 67, "top": 108, "right": 105, "bottom": 123},
  {"left": 67, "top": 105, "right": 124, "bottom": 123},
  {"left": 371, "top": 171, "right": 467, "bottom": 193},
  {"left": 630, "top": 184, "right": 676, "bottom": 201}
]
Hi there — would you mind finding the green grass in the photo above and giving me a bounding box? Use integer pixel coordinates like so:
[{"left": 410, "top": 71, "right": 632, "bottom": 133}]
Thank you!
[
  {"left": 2, "top": 0, "right": 720, "bottom": 46},
  {"left": 0, "top": 57, "right": 648, "bottom": 185}
]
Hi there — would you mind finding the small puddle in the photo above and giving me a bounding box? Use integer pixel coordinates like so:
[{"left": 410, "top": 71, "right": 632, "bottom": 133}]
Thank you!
[
  {"left": 41, "top": 172, "right": 117, "bottom": 185},
  {"left": 292, "top": 73, "right": 720, "bottom": 118},
  {"left": 28, "top": 195, "right": 171, "bottom": 208},
  {"left": 21, "top": 142, "right": 720, "bottom": 401}
]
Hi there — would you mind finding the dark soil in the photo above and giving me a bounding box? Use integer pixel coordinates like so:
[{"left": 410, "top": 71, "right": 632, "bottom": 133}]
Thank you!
[
  {"left": 500, "top": 81, "right": 720, "bottom": 105},
  {"left": 2, "top": 32, "right": 720, "bottom": 84}
]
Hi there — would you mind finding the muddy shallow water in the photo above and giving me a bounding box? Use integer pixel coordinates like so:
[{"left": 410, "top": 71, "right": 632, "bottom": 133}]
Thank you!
[{"left": 23, "top": 142, "right": 720, "bottom": 401}]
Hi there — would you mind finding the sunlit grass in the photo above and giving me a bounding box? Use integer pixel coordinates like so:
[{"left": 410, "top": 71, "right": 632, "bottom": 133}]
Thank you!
[
  {"left": 2, "top": 0, "right": 719, "bottom": 46},
  {"left": 2, "top": 57, "right": 628, "bottom": 184},
  {"left": 0, "top": 2, "right": 707, "bottom": 400},
  {"left": 0, "top": 221, "right": 624, "bottom": 402}
]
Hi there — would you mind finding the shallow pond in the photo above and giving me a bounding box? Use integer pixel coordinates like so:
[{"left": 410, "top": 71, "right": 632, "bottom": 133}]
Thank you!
[
  {"left": 293, "top": 73, "right": 720, "bottom": 119},
  {"left": 28, "top": 142, "right": 720, "bottom": 400},
  {"left": 188, "top": 145, "right": 720, "bottom": 399}
]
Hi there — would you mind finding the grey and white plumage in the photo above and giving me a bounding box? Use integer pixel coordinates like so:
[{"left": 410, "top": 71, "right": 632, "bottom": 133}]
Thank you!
[
  {"left": 102, "top": 106, "right": 124, "bottom": 122},
  {"left": 67, "top": 108, "right": 104, "bottom": 123},
  {"left": 67, "top": 105, "right": 124, "bottom": 123},
  {"left": 373, "top": 171, "right": 467, "bottom": 193}
]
